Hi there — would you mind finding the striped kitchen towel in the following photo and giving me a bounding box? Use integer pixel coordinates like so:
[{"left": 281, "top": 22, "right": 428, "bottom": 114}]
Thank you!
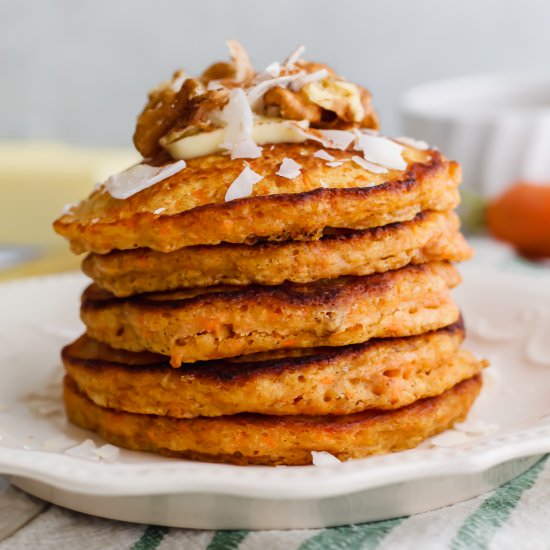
[{"left": 1, "top": 455, "right": 549, "bottom": 550}]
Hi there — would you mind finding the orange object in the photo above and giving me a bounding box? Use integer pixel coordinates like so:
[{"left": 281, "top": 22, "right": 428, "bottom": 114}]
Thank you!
[{"left": 487, "top": 182, "right": 550, "bottom": 259}]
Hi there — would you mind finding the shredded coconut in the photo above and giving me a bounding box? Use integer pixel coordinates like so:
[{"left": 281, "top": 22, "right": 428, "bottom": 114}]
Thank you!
[
  {"left": 454, "top": 418, "right": 499, "bottom": 436},
  {"left": 62, "top": 203, "right": 74, "bottom": 215},
  {"left": 105, "top": 161, "right": 186, "bottom": 200},
  {"left": 42, "top": 435, "right": 78, "bottom": 452},
  {"left": 351, "top": 155, "right": 388, "bottom": 174},
  {"left": 354, "top": 133, "right": 406, "bottom": 170},
  {"left": 264, "top": 61, "right": 281, "bottom": 78},
  {"left": 94, "top": 444, "right": 120, "bottom": 462},
  {"left": 247, "top": 75, "right": 304, "bottom": 109},
  {"left": 65, "top": 439, "right": 99, "bottom": 460},
  {"left": 319, "top": 179, "right": 329, "bottom": 188},
  {"left": 313, "top": 150, "right": 335, "bottom": 161},
  {"left": 225, "top": 165, "right": 263, "bottom": 201},
  {"left": 288, "top": 69, "right": 329, "bottom": 92},
  {"left": 326, "top": 161, "right": 344, "bottom": 167},
  {"left": 311, "top": 450, "right": 342, "bottom": 466},
  {"left": 284, "top": 45, "right": 306, "bottom": 69},
  {"left": 276, "top": 158, "right": 302, "bottom": 179},
  {"left": 429, "top": 430, "right": 472, "bottom": 448},
  {"left": 220, "top": 88, "right": 262, "bottom": 159},
  {"left": 395, "top": 136, "right": 430, "bottom": 150},
  {"left": 153, "top": 207, "right": 166, "bottom": 215}
]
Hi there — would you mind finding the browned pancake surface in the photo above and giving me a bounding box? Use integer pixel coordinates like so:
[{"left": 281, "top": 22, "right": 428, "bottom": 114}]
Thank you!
[
  {"left": 82, "top": 210, "right": 471, "bottom": 296},
  {"left": 64, "top": 374, "right": 482, "bottom": 465},
  {"left": 53, "top": 143, "right": 460, "bottom": 253},
  {"left": 80, "top": 262, "right": 461, "bottom": 365},
  {"left": 63, "top": 322, "right": 485, "bottom": 417}
]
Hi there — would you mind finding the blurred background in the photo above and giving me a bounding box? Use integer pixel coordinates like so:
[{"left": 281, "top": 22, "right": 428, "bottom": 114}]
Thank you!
[{"left": 2, "top": 0, "right": 550, "bottom": 276}]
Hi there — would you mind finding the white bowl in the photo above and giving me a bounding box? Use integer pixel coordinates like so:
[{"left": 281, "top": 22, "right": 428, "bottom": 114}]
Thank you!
[{"left": 401, "top": 73, "right": 550, "bottom": 199}]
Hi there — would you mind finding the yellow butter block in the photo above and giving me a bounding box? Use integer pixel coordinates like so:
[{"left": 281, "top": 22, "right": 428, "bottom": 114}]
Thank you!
[{"left": 0, "top": 141, "right": 138, "bottom": 247}]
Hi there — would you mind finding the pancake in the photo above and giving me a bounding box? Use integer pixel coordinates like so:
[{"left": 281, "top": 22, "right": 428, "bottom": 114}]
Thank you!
[
  {"left": 82, "top": 210, "right": 471, "bottom": 297},
  {"left": 63, "top": 373, "right": 482, "bottom": 465},
  {"left": 63, "top": 322, "right": 485, "bottom": 418},
  {"left": 80, "top": 262, "right": 461, "bottom": 365},
  {"left": 53, "top": 143, "right": 460, "bottom": 254}
]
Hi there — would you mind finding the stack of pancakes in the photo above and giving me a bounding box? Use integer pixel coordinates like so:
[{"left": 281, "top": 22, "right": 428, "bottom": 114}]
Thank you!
[{"left": 54, "top": 45, "right": 484, "bottom": 465}]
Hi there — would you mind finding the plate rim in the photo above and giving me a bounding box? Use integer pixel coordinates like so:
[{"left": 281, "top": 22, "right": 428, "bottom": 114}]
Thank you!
[{"left": 1, "top": 268, "right": 550, "bottom": 500}]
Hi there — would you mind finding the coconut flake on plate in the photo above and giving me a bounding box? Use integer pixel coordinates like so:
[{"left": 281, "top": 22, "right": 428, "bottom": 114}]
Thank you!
[
  {"left": 94, "top": 444, "right": 120, "bottom": 462},
  {"left": 64, "top": 439, "right": 99, "bottom": 460},
  {"left": 42, "top": 435, "right": 78, "bottom": 452},
  {"left": 311, "top": 451, "right": 342, "bottom": 466},
  {"left": 313, "top": 150, "right": 335, "bottom": 161},
  {"left": 225, "top": 165, "right": 263, "bottom": 201},
  {"left": 395, "top": 136, "right": 430, "bottom": 150},
  {"left": 429, "top": 430, "right": 472, "bottom": 448},
  {"left": 220, "top": 88, "right": 262, "bottom": 159},
  {"left": 276, "top": 158, "right": 302, "bottom": 179},
  {"left": 354, "top": 133, "right": 407, "bottom": 171},
  {"left": 454, "top": 418, "right": 499, "bottom": 436},
  {"left": 351, "top": 155, "right": 388, "bottom": 174},
  {"left": 104, "top": 161, "right": 186, "bottom": 200}
]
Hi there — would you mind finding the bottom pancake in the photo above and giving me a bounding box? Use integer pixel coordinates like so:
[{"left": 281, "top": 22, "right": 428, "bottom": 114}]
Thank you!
[{"left": 64, "top": 374, "right": 482, "bottom": 466}]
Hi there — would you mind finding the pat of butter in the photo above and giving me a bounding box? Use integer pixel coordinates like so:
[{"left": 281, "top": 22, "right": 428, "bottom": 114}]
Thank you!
[{"left": 164, "top": 119, "right": 309, "bottom": 160}]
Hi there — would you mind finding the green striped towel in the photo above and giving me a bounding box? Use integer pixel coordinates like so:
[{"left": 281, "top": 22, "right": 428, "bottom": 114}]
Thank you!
[{"left": 1, "top": 455, "right": 549, "bottom": 549}]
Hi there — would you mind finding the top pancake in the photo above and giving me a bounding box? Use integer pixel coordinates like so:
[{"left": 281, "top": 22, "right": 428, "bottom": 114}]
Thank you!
[{"left": 53, "top": 142, "right": 460, "bottom": 254}]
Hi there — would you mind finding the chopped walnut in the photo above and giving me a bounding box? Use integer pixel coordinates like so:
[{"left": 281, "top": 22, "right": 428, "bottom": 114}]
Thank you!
[
  {"left": 134, "top": 78, "right": 228, "bottom": 158},
  {"left": 262, "top": 87, "right": 322, "bottom": 123}
]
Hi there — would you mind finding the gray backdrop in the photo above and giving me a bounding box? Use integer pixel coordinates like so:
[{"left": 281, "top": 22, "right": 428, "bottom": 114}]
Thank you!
[{"left": 3, "top": 0, "right": 550, "bottom": 146}]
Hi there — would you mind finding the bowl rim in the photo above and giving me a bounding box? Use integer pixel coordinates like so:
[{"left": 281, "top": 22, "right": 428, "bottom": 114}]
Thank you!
[{"left": 401, "top": 71, "right": 550, "bottom": 121}]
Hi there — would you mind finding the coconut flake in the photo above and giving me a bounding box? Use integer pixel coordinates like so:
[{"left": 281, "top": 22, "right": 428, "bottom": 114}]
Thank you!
[
  {"left": 276, "top": 158, "right": 302, "bottom": 179},
  {"left": 354, "top": 133, "right": 406, "bottom": 171},
  {"left": 226, "top": 39, "right": 254, "bottom": 83},
  {"left": 351, "top": 155, "right": 388, "bottom": 174},
  {"left": 326, "top": 161, "right": 344, "bottom": 167},
  {"left": 220, "top": 88, "right": 262, "bottom": 159},
  {"left": 395, "top": 136, "right": 430, "bottom": 150},
  {"left": 311, "top": 451, "right": 342, "bottom": 466},
  {"left": 94, "top": 444, "right": 120, "bottom": 462},
  {"left": 247, "top": 74, "right": 303, "bottom": 109},
  {"left": 65, "top": 439, "right": 99, "bottom": 460},
  {"left": 313, "top": 150, "right": 335, "bottom": 161},
  {"left": 454, "top": 418, "right": 499, "bottom": 436},
  {"left": 429, "top": 430, "right": 472, "bottom": 448},
  {"left": 206, "top": 80, "right": 225, "bottom": 91},
  {"left": 300, "top": 129, "right": 355, "bottom": 150},
  {"left": 319, "top": 179, "right": 329, "bottom": 188},
  {"left": 225, "top": 165, "right": 263, "bottom": 201},
  {"left": 284, "top": 45, "right": 306, "bottom": 69},
  {"left": 264, "top": 61, "right": 281, "bottom": 78},
  {"left": 288, "top": 69, "right": 329, "bottom": 92},
  {"left": 105, "top": 161, "right": 186, "bottom": 200},
  {"left": 42, "top": 435, "right": 77, "bottom": 452},
  {"left": 153, "top": 207, "right": 166, "bottom": 215},
  {"left": 62, "top": 203, "right": 75, "bottom": 215}
]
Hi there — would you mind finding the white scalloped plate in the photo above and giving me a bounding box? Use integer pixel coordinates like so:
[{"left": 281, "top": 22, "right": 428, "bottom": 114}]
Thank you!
[{"left": 1, "top": 268, "right": 550, "bottom": 529}]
